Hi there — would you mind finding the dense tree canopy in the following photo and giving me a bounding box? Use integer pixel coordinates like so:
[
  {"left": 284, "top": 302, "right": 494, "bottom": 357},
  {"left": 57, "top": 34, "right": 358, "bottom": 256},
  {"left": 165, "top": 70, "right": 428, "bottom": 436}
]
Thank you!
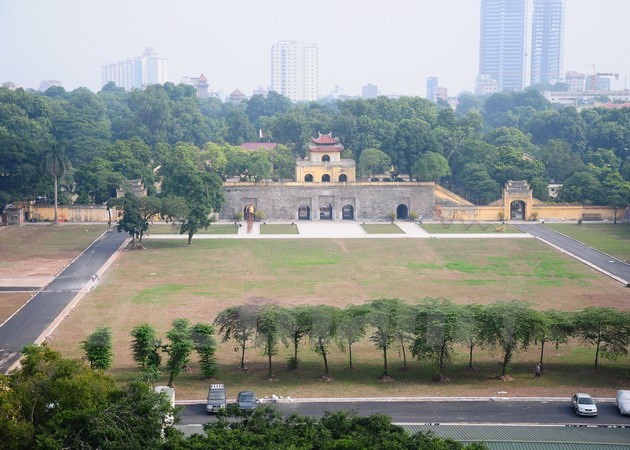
[{"left": 1, "top": 84, "right": 628, "bottom": 213}]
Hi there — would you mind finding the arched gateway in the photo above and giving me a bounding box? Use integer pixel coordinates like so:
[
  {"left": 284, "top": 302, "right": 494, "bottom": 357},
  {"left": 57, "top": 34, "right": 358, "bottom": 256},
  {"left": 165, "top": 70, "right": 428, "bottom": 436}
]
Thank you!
[{"left": 502, "top": 180, "right": 533, "bottom": 221}]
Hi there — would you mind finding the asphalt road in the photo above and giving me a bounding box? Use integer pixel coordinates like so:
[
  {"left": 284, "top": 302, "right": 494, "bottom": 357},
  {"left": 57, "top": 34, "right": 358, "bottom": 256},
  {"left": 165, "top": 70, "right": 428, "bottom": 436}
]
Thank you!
[
  {"left": 513, "top": 223, "right": 630, "bottom": 285},
  {"left": 0, "top": 229, "right": 128, "bottom": 373},
  {"left": 179, "top": 400, "right": 630, "bottom": 426}
]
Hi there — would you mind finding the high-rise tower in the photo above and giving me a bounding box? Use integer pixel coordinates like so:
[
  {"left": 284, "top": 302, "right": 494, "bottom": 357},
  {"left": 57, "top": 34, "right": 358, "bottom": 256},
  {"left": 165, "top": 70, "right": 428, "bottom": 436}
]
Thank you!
[
  {"left": 530, "top": 0, "right": 564, "bottom": 86},
  {"left": 479, "top": 0, "right": 527, "bottom": 92},
  {"left": 101, "top": 48, "right": 168, "bottom": 91},
  {"left": 270, "top": 40, "right": 318, "bottom": 102}
]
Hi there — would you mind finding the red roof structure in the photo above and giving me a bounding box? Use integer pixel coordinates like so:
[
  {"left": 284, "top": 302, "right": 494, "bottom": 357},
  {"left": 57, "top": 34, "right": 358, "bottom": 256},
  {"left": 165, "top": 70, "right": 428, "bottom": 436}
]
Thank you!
[
  {"left": 311, "top": 132, "right": 339, "bottom": 145},
  {"left": 601, "top": 102, "right": 630, "bottom": 110}
]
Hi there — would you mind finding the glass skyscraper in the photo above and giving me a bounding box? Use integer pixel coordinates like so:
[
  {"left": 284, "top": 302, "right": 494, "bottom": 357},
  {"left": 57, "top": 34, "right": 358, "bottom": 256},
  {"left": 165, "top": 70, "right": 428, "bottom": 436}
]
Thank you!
[
  {"left": 530, "top": 0, "right": 564, "bottom": 86},
  {"left": 479, "top": 0, "right": 527, "bottom": 92}
]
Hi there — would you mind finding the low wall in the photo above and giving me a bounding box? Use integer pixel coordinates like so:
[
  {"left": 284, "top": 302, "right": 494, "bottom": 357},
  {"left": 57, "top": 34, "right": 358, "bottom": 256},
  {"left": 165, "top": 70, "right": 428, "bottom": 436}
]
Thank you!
[
  {"left": 438, "top": 204, "right": 622, "bottom": 222},
  {"left": 532, "top": 205, "right": 619, "bottom": 221},
  {"left": 28, "top": 205, "right": 114, "bottom": 222}
]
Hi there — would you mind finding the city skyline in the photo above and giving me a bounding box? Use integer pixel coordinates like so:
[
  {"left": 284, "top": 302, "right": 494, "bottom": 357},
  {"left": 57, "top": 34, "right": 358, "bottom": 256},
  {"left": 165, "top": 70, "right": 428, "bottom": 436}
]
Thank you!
[{"left": 1, "top": 0, "right": 629, "bottom": 98}]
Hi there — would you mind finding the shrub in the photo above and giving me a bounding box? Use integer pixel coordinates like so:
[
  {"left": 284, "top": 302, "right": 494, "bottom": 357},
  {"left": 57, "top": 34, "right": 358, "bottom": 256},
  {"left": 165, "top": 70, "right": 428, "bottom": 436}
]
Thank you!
[{"left": 82, "top": 327, "right": 113, "bottom": 370}]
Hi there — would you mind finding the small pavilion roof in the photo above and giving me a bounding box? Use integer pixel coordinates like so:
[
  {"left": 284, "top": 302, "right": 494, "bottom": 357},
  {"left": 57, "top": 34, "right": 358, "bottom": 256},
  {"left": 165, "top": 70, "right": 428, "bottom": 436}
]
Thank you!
[{"left": 311, "top": 132, "right": 339, "bottom": 145}]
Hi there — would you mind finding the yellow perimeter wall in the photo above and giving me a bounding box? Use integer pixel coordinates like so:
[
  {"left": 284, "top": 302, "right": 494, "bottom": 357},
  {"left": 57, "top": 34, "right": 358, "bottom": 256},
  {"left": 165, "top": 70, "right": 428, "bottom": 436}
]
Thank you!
[
  {"left": 28, "top": 205, "right": 115, "bottom": 222},
  {"left": 24, "top": 202, "right": 623, "bottom": 223},
  {"left": 438, "top": 205, "right": 621, "bottom": 221}
]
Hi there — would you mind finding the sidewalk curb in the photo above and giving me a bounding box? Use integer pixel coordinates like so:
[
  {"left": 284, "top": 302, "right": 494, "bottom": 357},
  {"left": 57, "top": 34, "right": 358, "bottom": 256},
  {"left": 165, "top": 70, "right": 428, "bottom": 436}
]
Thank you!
[{"left": 176, "top": 396, "right": 616, "bottom": 405}]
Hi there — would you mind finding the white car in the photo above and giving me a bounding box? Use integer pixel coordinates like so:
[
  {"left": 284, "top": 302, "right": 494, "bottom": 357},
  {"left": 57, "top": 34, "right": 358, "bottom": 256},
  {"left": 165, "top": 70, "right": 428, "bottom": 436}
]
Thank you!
[
  {"left": 616, "top": 390, "right": 630, "bottom": 416},
  {"left": 571, "top": 393, "right": 598, "bottom": 416}
]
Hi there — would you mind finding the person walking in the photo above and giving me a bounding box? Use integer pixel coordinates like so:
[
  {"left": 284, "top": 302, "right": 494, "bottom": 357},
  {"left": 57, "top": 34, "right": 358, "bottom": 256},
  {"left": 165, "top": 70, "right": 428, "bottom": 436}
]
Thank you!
[{"left": 535, "top": 363, "right": 542, "bottom": 378}]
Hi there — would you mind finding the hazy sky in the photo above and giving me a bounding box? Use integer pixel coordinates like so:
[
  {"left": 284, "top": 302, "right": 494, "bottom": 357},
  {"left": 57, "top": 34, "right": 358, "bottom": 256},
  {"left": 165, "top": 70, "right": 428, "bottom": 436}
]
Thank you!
[{"left": 1, "top": 0, "right": 629, "bottom": 98}]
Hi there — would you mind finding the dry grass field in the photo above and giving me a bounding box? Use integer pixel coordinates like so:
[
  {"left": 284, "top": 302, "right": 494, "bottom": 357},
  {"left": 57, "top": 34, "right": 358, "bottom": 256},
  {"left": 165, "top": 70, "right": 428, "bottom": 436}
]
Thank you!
[
  {"left": 0, "top": 224, "right": 108, "bottom": 322},
  {"left": 0, "top": 224, "right": 108, "bottom": 276},
  {"left": 47, "top": 236, "right": 629, "bottom": 400}
]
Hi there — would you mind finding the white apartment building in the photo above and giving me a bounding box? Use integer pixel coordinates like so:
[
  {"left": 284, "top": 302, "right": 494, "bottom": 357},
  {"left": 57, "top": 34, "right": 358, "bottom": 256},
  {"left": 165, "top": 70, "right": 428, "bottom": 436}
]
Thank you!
[
  {"left": 101, "top": 48, "right": 168, "bottom": 91},
  {"left": 270, "top": 40, "right": 318, "bottom": 102}
]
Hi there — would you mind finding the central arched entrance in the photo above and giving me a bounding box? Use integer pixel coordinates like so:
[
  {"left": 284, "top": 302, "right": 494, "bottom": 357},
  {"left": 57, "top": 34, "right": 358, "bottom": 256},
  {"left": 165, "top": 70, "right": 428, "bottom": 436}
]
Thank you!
[
  {"left": 510, "top": 200, "right": 526, "bottom": 220},
  {"left": 321, "top": 174, "right": 330, "bottom": 182},
  {"left": 320, "top": 203, "right": 332, "bottom": 220},
  {"left": 342, "top": 204, "right": 354, "bottom": 220},
  {"left": 396, "top": 204, "right": 408, "bottom": 220},
  {"left": 298, "top": 205, "right": 310, "bottom": 220}
]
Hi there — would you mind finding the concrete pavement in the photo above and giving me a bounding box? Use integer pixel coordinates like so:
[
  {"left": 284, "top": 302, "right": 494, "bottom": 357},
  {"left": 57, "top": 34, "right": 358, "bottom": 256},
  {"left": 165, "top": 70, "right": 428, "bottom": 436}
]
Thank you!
[{"left": 147, "top": 221, "right": 532, "bottom": 240}]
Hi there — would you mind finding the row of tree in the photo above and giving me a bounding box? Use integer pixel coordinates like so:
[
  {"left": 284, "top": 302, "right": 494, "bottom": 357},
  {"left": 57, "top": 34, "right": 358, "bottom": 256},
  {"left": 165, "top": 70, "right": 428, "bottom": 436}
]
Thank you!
[
  {"left": 82, "top": 300, "right": 629, "bottom": 386},
  {"left": 1, "top": 84, "right": 628, "bottom": 214},
  {"left": 82, "top": 318, "right": 218, "bottom": 387},
  {"left": 2, "top": 345, "right": 484, "bottom": 449},
  {"left": 213, "top": 299, "right": 629, "bottom": 382}
]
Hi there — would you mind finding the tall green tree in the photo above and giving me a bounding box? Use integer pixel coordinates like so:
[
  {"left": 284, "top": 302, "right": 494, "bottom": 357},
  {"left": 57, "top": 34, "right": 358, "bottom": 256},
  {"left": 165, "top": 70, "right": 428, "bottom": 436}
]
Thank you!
[
  {"left": 108, "top": 193, "right": 147, "bottom": 247},
  {"left": 412, "top": 299, "right": 460, "bottom": 380},
  {"left": 213, "top": 304, "right": 261, "bottom": 370},
  {"left": 477, "top": 301, "right": 541, "bottom": 377},
  {"left": 574, "top": 307, "right": 630, "bottom": 370},
  {"left": 130, "top": 323, "right": 161, "bottom": 371},
  {"left": 358, "top": 148, "right": 392, "bottom": 179},
  {"left": 42, "top": 141, "right": 71, "bottom": 223},
  {"left": 284, "top": 305, "right": 313, "bottom": 370},
  {"left": 160, "top": 143, "right": 225, "bottom": 245},
  {"left": 255, "top": 304, "right": 290, "bottom": 379},
  {"left": 533, "top": 310, "right": 574, "bottom": 369},
  {"left": 412, "top": 151, "right": 450, "bottom": 182},
  {"left": 191, "top": 323, "right": 218, "bottom": 378},
  {"left": 308, "top": 305, "right": 340, "bottom": 379},
  {"left": 164, "top": 318, "right": 194, "bottom": 387},
  {"left": 81, "top": 327, "right": 113, "bottom": 370},
  {"left": 367, "top": 298, "right": 409, "bottom": 379},
  {"left": 458, "top": 303, "right": 482, "bottom": 371},
  {"left": 336, "top": 304, "right": 370, "bottom": 370}
]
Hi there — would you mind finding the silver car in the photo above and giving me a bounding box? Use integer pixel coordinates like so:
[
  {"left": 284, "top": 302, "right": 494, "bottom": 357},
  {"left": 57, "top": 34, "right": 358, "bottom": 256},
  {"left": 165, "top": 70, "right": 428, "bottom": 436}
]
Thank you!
[
  {"left": 571, "top": 393, "right": 598, "bottom": 416},
  {"left": 236, "top": 390, "right": 258, "bottom": 410}
]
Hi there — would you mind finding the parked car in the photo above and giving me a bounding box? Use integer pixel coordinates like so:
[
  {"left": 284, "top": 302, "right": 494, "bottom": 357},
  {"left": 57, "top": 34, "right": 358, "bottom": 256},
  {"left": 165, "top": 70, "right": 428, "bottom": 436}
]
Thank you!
[
  {"left": 236, "top": 390, "right": 257, "bottom": 410},
  {"left": 615, "top": 390, "right": 630, "bottom": 416},
  {"left": 571, "top": 393, "right": 598, "bottom": 416},
  {"left": 206, "top": 383, "right": 227, "bottom": 413}
]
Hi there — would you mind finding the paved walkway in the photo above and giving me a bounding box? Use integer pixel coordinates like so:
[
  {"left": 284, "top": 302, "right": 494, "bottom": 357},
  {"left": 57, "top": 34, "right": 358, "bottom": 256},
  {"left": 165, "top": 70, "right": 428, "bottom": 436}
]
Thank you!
[{"left": 147, "top": 221, "right": 532, "bottom": 240}]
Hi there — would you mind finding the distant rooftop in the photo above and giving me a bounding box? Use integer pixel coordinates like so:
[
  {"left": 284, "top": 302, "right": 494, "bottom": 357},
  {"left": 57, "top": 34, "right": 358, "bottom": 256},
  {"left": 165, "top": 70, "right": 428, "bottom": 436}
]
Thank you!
[{"left": 240, "top": 142, "right": 278, "bottom": 151}]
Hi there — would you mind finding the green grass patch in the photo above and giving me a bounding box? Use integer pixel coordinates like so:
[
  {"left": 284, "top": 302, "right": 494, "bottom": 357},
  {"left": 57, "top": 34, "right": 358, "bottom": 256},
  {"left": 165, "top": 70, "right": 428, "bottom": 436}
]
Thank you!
[
  {"left": 544, "top": 223, "right": 630, "bottom": 262},
  {"left": 409, "top": 252, "right": 587, "bottom": 281},
  {"left": 259, "top": 224, "right": 299, "bottom": 235},
  {"left": 149, "top": 223, "right": 238, "bottom": 234},
  {"left": 131, "top": 284, "right": 189, "bottom": 304},
  {"left": 420, "top": 223, "right": 522, "bottom": 233},
  {"left": 361, "top": 224, "right": 404, "bottom": 234}
]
